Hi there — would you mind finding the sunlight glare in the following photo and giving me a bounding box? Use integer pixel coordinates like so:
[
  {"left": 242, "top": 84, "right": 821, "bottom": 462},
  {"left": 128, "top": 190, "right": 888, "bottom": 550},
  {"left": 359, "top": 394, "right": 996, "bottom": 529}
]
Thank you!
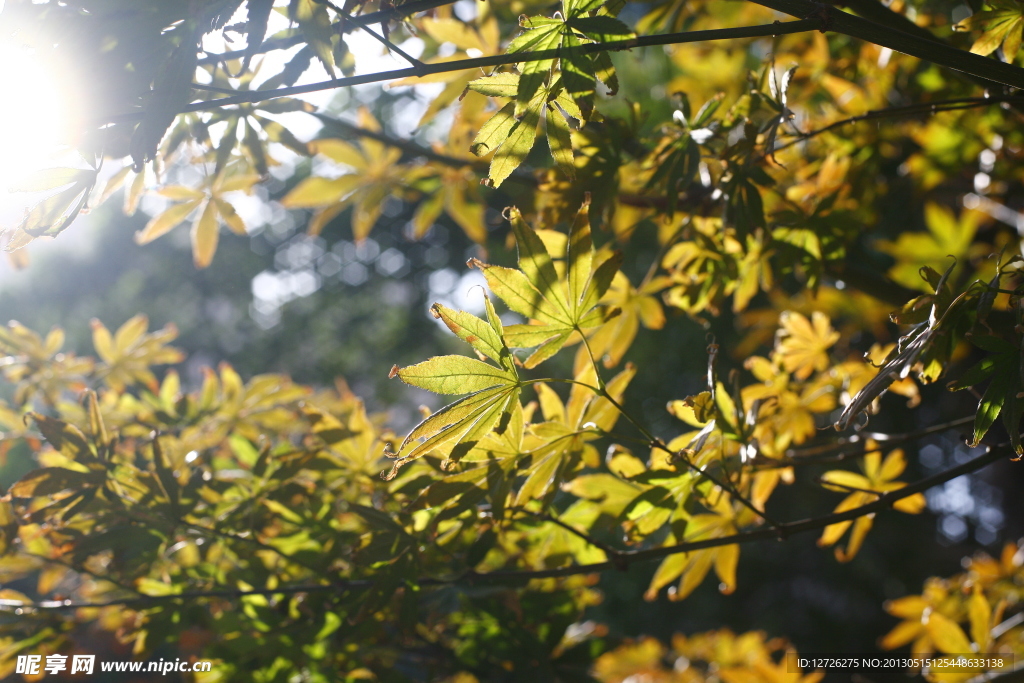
[{"left": 0, "top": 40, "right": 68, "bottom": 216}]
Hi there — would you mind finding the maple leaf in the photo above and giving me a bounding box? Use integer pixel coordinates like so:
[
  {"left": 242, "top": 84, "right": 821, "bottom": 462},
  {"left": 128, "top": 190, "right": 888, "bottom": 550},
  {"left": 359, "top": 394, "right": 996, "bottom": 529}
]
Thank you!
[
  {"left": 876, "top": 203, "right": 984, "bottom": 292},
  {"left": 466, "top": 72, "right": 585, "bottom": 187},
  {"left": 741, "top": 356, "right": 836, "bottom": 456},
  {"left": 774, "top": 311, "right": 840, "bottom": 380},
  {"left": 281, "top": 108, "right": 408, "bottom": 241},
  {"left": 405, "top": 96, "right": 491, "bottom": 243},
  {"left": 471, "top": 198, "right": 621, "bottom": 368},
  {"left": 881, "top": 578, "right": 960, "bottom": 655},
  {"left": 135, "top": 171, "right": 259, "bottom": 268},
  {"left": 818, "top": 446, "right": 926, "bottom": 562},
  {"left": 954, "top": 0, "right": 1024, "bottom": 61},
  {"left": 386, "top": 296, "right": 520, "bottom": 478},
  {"left": 644, "top": 492, "right": 748, "bottom": 601},
  {"left": 515, "top": 362, "right": 634, "bottom": 506},
  {"left": 389, "top": 11, "right": 501, "bottom": 127},
  {"left": 90, "top": 316, "right": 185, "bottom": 392},
  {"left": 465, "top": 0, "right": 632, "bottom": 187},
  {"left": 0, "top": 323, "right": 94, "bottom": 406},
  {"left": 581, "top": 271, "right": 669, "bottom": 370}
]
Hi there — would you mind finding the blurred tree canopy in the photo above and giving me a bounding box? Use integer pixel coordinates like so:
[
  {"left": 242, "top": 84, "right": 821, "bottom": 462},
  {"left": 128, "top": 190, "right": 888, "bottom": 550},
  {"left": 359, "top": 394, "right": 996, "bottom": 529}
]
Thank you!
[{"left": 1, "top": 0, "right": 1024, "bottom": 681}]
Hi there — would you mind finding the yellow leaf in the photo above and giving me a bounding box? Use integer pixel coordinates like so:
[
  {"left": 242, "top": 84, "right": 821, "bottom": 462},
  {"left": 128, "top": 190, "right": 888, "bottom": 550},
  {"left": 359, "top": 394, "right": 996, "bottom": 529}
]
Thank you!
[
  {"left": 158, "top": 185, "right": 205, "bottom": 201},
  {"left": 281, "top": 175, "right": 360, "bottom": 209},
  {"left": 819, "top": 470, "right": 872, "bottom": 493},
  {"left": 893, "top": 492, "right": 926, "bottom": 513},
  {"left": 714, "top": 543, "right": 739, "bottom": 594},
  {"left": 309, "top": 139, "right": 368, "bottom": 169},
  {"left": 775, "top": 311, "right": 839, "bottom": 380},
  {"left": 968, "top": 586, "right": 991, "bottom": 652},
  {"left": 191, "top": 200, "right": 219, "bottom": 268},
  {"left": 881, "top": 620, "right": 924, "bottom": 650},
  {"left": 114, "top": 315, "right": 149, "bottom": 355},
  {"left": 214, "top": 198, "right": 247, "bottom": 235},
  {"left": 535, "top": 382, "right": 566, "bottom": 423},
  {"left": 925, "top": 612, "right": 973, "bottom": 655},
  {"left": 136, "top": 198, "right": 202, "bottom": 244},
  {"left": 90, "top": 319, "right": 115, "bottom": 363},
  {"left": 421, "top": 18, "right": 487, "bottom": 52}
]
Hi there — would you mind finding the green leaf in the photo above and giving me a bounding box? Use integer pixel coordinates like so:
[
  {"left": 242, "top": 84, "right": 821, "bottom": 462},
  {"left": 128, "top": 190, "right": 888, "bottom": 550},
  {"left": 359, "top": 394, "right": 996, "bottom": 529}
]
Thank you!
[
  {"left": 566, "top": 198, "right": 594, "bottom": 318},
  {"left": 503, "top": 324, "right": 563, "bottom": 349},
  {"left": 430, "top": 302, "right": 514, "bottom": 371},
  {"left": 514, "top": 449, "right": 564, "bottom": 506},
  {"left": 384, "top": 385, "right": 520, "bottom": 477},
  {"left": 396, "top": 355, "right": 517, "bottom": 395},
  {"left": 471, "top": 102, "right": 517, "bottom": 156},
  {"left": 477, "top": 263, "right": 566, "bottom": 324},
  {"left": 505, "top": 20, "right": 562, "bottom": 55},
  {"left": 468, "top": 73, "right": 521, "bottom": 98},
  {"left": 561, "top": 33, "right": 596, "bottom": 120},
  {"left": 10, "top": 467, "right": 102, "bottom": 498},
  {"left": 948, "top": 355, "right": 1000, "bottom": 391},
  {"left": 30, "top": 413, "right": 94, "bottom": 462},
  {"left": 592, "top": 50, "right": 618, "bottom": 94},
  {"left": 1003, "top": 386, "right": 1024, "bottom": 456},
  {"left": 546, "top": 104, "right": 575, "bottom": 179},
  {"left": 564, "top": 0, "right": 606, "bottom": 15},
  {"left": 579, "top": 249, "right": 624, "bottom": 314},
  {"left": 516, "top": 45, "right": 558, "bottom": 118},
  {"left": 130, "top": 38, "right": 199, "bottom": 169},
  {"left": 566, "top": 15, "right": 634, "bottom": 39},
  {"left": 972, "top": 369, "right": 1012, "bottom": 446},
  {"left": 262, "top": 497, "right": 305, "bottom": 524},
  {"left": 473, "top": 201, "right": 621, "bottom": 364},
  {"left": 511, "top": 207, "right": 569, "bottom": 314},
  {"left": 242, "top": 0, "right": 274, "bottom": 71},
  {"left": 969, "top": 334, "right": 1017, "bottom": 354},
  {"left": 13, "top": 171, "right": 96, "bottom": 243},
  {"left": 489, "top": 102, "right": 542, "bottom": 187}
]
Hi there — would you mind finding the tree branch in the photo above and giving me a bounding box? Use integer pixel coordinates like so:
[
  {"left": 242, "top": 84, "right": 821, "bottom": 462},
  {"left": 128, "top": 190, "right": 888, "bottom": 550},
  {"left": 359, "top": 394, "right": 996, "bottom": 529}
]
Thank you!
[
  {"left": 314, "top": 113, "right": 480, "bottom": 168},
  {"left": 748, "top": 0, "right": 1024, "bottom": 90},
  {"left": 753, "top": 415, "right": 977, "bottom": 469},
  {"left": 102, "top": 20, "right": 822, "bottom": 126},
  {"left": 15, "top": 439, "right": 1004, "bottom": 612},
  {"left": 472, "top": 444, "right": 1003, "bottom": 576}
]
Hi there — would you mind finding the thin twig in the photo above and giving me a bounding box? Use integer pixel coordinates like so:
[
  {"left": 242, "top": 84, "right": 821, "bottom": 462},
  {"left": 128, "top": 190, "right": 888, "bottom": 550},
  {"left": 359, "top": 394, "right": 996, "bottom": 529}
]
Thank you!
[
  {"left": 775, "top": 96, "right": 1024, "bottom": 153},
  {"left": 318, "top": 0, "right": 427, "bottom": 73},
  {"left": 592, "top": 385, "right": 784, "bottom": 532},
  {"left": 753, "top": 415, "right": 976, "bottom": 469},
  {"left": 198, "top": 0, "right": 461, "bottom": 67}
]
